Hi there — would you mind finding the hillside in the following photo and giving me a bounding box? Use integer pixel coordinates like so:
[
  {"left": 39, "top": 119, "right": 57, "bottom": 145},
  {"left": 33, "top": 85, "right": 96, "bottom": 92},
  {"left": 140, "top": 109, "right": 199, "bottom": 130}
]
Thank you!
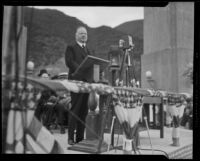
[
  {"left": 114, "top": 19, "right": 143, "bottom": 40},
  {"left": 23, "top": 7, "right": 143, "bottom": 81}
]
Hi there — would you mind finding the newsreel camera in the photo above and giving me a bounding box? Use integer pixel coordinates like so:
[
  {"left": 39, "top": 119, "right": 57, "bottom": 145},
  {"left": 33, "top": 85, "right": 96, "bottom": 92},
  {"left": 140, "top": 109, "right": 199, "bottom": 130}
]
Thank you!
[
  {"left": 119, "top": 35, "right": 134, "bottom": 51},
  {"left": 118, "top": 35, "right": 135, "bottom": 87}
]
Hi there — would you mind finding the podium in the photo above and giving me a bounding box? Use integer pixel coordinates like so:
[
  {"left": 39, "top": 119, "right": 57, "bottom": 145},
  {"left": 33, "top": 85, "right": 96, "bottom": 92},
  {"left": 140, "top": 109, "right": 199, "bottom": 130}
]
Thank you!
[
  {"left": 68, "top": 55, "right": 111, "bottom": 153},
  {"left": 73, "top": 55, "right": 110, "bottom": 83}
]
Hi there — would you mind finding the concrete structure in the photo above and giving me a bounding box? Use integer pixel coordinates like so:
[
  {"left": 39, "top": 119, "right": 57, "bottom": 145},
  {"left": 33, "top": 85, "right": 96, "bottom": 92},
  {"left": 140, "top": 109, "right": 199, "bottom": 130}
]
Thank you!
[{"left": 141, "top": 2, "right": 194, "bottom": 94}]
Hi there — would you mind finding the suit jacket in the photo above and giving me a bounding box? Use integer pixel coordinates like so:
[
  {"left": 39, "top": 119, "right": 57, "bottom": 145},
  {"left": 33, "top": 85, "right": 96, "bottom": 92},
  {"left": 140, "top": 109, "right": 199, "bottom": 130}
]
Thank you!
[{"left": 65, "top": 42, "right": 91, "bottom": 81}]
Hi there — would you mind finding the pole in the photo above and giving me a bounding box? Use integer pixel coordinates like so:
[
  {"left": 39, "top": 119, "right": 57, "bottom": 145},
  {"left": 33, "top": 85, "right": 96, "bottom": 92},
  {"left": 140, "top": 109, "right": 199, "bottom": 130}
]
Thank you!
[
  {"left": 107, "top": 116, "right": 116, "bottom": 151},
  {"left": 111, "top": 69, "right": 116, "bottom": 147},
  {"left": 160, "top": 98, "right": 164, "bottom": 138},
  {"left": 126, "top": 67, "right": 128, "bottom": 87},
  {"left": 2, "top": 6, "right": 13, "bottom": 154}
]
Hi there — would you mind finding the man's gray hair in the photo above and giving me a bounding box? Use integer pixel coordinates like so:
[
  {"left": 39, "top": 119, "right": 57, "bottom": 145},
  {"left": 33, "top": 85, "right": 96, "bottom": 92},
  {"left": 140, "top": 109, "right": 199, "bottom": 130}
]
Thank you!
[{"left": 76, "top": 26, "right": 87, "bottom": 33}]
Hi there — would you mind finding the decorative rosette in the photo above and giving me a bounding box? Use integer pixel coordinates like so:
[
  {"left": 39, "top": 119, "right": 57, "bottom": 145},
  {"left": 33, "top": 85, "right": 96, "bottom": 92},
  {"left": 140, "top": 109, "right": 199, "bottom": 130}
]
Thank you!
[{"left": 112, "top": 87, "right": 143, "bottom": 153}]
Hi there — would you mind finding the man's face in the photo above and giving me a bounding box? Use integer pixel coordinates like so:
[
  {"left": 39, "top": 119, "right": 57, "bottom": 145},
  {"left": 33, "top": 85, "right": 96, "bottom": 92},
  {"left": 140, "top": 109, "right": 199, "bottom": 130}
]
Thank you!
[
  {"left": 76, "top": 27, "right": 88, "bottom": 43},
  {"left": 41, "top": 73, "right": 49, "bottom": 79}
]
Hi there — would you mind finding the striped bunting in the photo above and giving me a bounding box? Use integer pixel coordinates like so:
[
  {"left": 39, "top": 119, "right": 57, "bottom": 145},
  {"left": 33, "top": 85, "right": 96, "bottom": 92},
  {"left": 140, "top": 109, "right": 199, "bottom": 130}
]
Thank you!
[
  {"left": 23, "top": 77, "right": 114, "bottom": 95},
  {"left": 27, "top": 116, "right": 64, "bottom": 154},
  {"left": 5, "top": 108, "right": 64, "bottom": 154},
  {"left": 18, "top": 76, "right": 191, "bottom": 99},
  {"left": 5, "top": 81, "right": 64, "bottom": 154}
]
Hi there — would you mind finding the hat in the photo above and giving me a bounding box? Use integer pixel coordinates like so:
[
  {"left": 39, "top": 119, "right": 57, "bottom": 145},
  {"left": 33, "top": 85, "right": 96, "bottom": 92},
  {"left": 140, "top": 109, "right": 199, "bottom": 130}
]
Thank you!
[
  {"left": 38, "top": 69, "right": 50, "bottom": 77},
  {"left": 186, "top": 97, "right": 192, "bottom": 103}
]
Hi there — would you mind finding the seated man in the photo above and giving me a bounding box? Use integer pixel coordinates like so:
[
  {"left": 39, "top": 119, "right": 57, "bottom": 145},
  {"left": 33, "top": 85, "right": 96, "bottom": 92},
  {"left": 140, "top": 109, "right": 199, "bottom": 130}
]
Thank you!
[
  {"left": 34, "top": 88, "right": 67, "bottom": 134},
  {"left": 51, "top": 73, "right": 71, "bottom": 128},
  {"left": 34, "top": 69, "right": 69, "bottom": 134}
]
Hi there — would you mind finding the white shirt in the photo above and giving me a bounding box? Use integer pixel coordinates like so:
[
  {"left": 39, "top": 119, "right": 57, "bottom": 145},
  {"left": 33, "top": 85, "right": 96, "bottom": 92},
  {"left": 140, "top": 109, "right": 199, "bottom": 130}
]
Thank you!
[{"left": 76, "top": 41, "right": 86, "bottom": 48}]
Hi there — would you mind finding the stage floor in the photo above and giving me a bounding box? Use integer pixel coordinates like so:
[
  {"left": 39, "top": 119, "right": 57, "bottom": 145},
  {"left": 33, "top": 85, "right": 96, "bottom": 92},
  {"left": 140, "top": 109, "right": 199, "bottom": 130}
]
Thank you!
[{"left": 52, "top": 127, "right": 192, "bottom": 158}]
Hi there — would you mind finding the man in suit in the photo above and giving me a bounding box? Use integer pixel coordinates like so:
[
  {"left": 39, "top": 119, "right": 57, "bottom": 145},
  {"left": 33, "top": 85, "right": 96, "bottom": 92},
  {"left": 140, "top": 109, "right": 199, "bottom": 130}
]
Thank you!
[{"left": 65, "top": 26, "right": 91, "bottom": 145}]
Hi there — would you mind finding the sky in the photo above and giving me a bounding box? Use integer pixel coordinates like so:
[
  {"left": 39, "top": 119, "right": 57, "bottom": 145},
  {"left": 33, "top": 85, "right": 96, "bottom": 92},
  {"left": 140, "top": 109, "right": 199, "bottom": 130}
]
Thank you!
[{"left": 34, "top": 6, "right": 144, "bottom": 28}]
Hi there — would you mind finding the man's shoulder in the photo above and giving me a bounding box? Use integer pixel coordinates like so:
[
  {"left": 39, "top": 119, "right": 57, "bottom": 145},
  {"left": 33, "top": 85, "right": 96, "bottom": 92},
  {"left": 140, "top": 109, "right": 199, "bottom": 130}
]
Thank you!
[{"left": 67, "top": 43, "right": 78, "bottom": 49}]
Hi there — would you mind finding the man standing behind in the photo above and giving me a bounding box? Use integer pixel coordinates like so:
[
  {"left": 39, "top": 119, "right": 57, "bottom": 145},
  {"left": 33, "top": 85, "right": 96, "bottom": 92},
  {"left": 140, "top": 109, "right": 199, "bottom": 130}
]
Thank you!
[{"left": 65, "top": 26, "right": 91, "bottom": 145}]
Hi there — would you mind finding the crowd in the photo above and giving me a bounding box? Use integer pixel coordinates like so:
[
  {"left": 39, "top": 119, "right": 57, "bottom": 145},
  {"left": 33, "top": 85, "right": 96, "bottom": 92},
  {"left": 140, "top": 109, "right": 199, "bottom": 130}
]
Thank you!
[
  {"left": 180, "top": 97, "right": 193, "bottom": 129},
  {"left": 163, "top": 96, "right": 193, "bottom": 130}
]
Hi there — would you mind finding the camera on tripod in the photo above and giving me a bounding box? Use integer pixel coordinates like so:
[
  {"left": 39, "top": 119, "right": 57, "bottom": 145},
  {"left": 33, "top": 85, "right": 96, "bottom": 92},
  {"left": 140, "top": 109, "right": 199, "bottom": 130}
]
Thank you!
[{"left": 119, "top": 35, "right": 134, "bottom": 50}]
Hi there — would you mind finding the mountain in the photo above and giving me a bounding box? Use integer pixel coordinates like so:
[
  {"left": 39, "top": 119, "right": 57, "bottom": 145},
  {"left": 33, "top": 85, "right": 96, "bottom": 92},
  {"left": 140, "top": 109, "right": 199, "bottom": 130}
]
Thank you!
[
  {"left": 23, "top": 7, "right": 143, "bottom": 81},
  {"left": 114, "top": 19, "right": 143, "bottom": 40}
]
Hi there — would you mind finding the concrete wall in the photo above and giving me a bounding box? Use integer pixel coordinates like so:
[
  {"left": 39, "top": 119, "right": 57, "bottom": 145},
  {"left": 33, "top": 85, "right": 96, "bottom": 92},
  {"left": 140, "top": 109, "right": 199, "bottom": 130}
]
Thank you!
[
  {"left": 141, "top": 49, "right": 179, "bottom": 92},
  {"left": 142, "top": 2, "right": 194, "bottom": 94},
  {"left": 144, "top": 6, "right": 171, "bottom": 55},
  {"left": 176, "top": 2, "right": 194, "bottom": 94},
  {"left": 176, "top": 2, "right": 194, "bottom": 50}
]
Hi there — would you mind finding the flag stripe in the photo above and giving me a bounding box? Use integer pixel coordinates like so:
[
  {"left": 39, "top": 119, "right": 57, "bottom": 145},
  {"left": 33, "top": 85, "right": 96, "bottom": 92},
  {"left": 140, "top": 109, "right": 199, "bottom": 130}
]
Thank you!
[
  {"left": 26, "top": 133, "right": 47, "bottom": 154},
  {"left": 36, "top": 126, "right": 55, "bottom": 153},
  {"left": 27, "top": 116, "right": 42, "bottom": 140}
]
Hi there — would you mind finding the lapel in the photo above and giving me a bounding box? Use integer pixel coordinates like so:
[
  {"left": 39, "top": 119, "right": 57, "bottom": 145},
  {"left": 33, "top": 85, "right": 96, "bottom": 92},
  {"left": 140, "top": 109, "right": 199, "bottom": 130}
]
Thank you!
[{"left": 75, "top": 43, "right": 88, "bottom": 57}]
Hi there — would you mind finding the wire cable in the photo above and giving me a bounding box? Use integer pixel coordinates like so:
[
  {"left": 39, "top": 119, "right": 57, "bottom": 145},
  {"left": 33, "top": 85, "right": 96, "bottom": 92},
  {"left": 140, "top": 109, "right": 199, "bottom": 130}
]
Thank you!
[
  {"left": 142, "top": 104, "right": 154, "bottom": 154},
  {"left": 137, "top": 147, "right": 169, "bottom": 158},
  {"left": 114, "top": 123, "right": 121, "bottom": 153}
]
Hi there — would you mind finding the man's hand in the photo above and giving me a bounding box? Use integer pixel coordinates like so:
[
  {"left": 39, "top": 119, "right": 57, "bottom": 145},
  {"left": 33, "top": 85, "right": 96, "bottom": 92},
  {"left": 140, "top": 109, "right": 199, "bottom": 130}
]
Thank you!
[
  {"left": 59, "top": 97, "right": 71, "bottom": 110},
  {"left": 48, "top": 96, "right": 58, "bottom": 103}
]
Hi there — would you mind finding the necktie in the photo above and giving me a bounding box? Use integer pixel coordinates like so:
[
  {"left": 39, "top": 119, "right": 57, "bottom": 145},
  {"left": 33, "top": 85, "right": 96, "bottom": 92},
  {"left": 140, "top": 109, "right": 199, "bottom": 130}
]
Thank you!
[{"left": 82, "top": 45, "right": 87, "bottom": 53}]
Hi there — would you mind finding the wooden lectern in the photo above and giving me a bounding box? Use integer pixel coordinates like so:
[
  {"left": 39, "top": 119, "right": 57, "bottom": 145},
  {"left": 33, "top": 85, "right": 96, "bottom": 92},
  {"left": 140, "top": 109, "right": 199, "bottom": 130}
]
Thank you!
[
  {"left": 72, "top": 55, "right": 110, "bottom": 83},
  {"left": 68, "top": 55, "right": 111, "bottom": 153}
]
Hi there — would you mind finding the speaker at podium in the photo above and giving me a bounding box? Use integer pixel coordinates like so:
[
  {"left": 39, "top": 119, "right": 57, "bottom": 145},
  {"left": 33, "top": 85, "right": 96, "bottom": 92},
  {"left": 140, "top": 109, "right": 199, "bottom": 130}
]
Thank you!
[{"left": 68, "top": 55, "right": 110, "bottom": 153}]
